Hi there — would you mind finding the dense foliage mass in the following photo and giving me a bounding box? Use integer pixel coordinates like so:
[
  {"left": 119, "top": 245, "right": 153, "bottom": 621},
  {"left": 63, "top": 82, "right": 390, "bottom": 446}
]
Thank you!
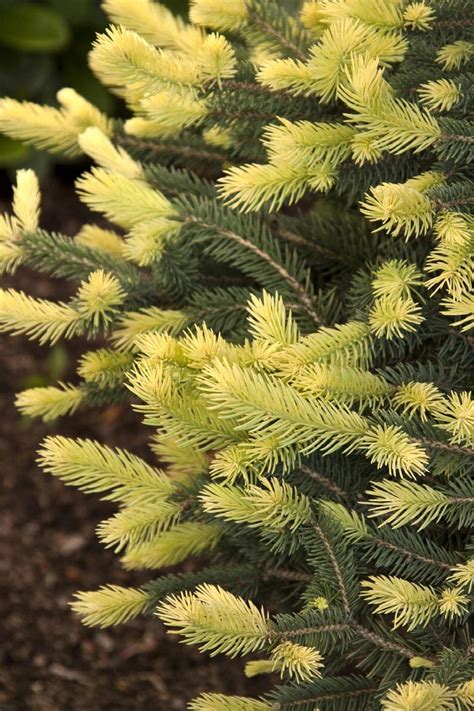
[{"left": 0, "top": 1, "right": 473, "bottom": 708}]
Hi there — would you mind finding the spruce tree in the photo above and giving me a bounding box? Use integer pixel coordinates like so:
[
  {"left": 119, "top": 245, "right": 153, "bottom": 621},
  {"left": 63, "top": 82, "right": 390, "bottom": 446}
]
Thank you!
[{"left": 0, "top": 1, "right": 473, "bottom": 708}]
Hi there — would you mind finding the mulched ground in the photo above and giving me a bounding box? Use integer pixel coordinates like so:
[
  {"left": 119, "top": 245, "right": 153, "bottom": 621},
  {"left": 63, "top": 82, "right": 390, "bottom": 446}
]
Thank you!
[{"left": 0, "top": 172, "right": 267, "bottom": 710}]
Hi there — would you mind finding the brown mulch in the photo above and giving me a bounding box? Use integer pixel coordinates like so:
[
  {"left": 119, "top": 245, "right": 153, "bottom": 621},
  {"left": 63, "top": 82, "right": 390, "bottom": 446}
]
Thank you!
[{"left": 0, "top": 173, "right": 268, "bottom": 710}]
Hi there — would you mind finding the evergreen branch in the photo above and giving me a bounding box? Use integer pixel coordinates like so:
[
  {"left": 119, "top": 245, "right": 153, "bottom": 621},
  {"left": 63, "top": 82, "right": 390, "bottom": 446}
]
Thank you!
[
  {"left": 278, "top": 684, "right": 379, "bottom": 710},
  {"left": 432, "top": 18, "right": 474, "bottom": 28},
  {"left": 273, "top": 612, "right": 424, "bottom": 661},
  {"left": 20, "top": 230, "right": 155, "bottom": 303},
  {"left": 369, "top": 537, "right": 453, "bottom": 572},
  {"left": 263, "top": 568, "right": 313, "bottom": 584},
  {"left": 299, "top": 465, "right": 352, "bottom": 501},
  {"left": 247, "top": 11, "right": 307, "bottom": 62},
  {"left": 312, "top": 523, "right": 351, "bottom": 615},
  {"left": 310, "top": 524, "right": 431, "bottom": 660},
  {"left": 116, "top": 134, "right": 228, "bottom": 164},
  {"left": 351, "top": 624, "right": 424, "bottom": 661},
  {"left": 219, "top": 79, "right": 291, "bottom": 98},
  {"left": 321, "top": 501, "right": 458, "bottom": 582},
  {"left": 273, "top": 623, "right": 353, "bottom": 640},
  {"left": 210, "top": 108, "right": 278, "bottom": 122},
  {"left": 418, "top": 437, "right": 474, "bottom": 457},
  {"left": 439, "top": 132, "right": 474, "bottom": 144},
  {"left": 271, "top": 225, "right": 348, "bottom": 263},
  {"left": 433, "top": 196, "right": 474, "bottom": 210},
  {"left": 185, "top": 216, "right": 322, "bottom": 325}
]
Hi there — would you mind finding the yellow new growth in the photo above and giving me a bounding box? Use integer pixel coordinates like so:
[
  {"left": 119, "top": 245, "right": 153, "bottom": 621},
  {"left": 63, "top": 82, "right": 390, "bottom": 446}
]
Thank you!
[
  {"left": 369, "top": 296, "right": 423, "bottom": 339},
  {"left": 103, "top": 0, "right": 205, "bottom": 53},
  {"left": 263, "top": 119, "right": 355, "bottom": 167},
  {"left": 75, "top": 270, "right": 126, "bottom": 329},
  {"left": 418, "top": 79, "right": 461, "bottom": 112},
  {"left": 0, "top": 89, "right": 110, "bottom": 156},
  {"left": 72, "top": 585, "right": 150, "bottom": 627},
  {"left": 436, "top": 40, "right": 474, "bottom": 70},
  {"left": 365, "top": 479, "right": 453, "bottom": 530},
  {"left": 361, "top": 172, "right": 444, "bottom": 239},
  {"left": 441, "top": 294, "right": 474, "bottom": 333},
  {"left": 434, "top": 391, "right": 474, "bottom": 446},
  {"left": 76, "top": 167, "right": 176, "bottom": 229},
  {"left": 121, "top": 522, "right": 221, "bottom": 569},
  {"left": 393, "top": 382, "right": 445, "bottom": 422},
  {"left": 438, "top": 586, "right": 469, "bottom": 620},
  {"left": 382, "top": 680, "right": 461, "bottom": 711},
  {"left": 135, "top": 91, "right": 208, "bottom": 136},
  {"left": 189, "top": 694, "right": 272, "bottom": 711},
  {"left": 38, "top": 435, "right": 174, "bottom": 504},
  {"left": 75, "top": 225, "right": 125, "bottom": 257},
  {"left": 247, "top": 291, "right": 300, "bottom": 346},
  {"left": 362, "top": 424, "right": 428, "bottom": 478},
  {"left": 402, "top": 2, "right": 435, "bottom": 31},
  {"left": 78, "top": 127, "right": 142, "bottom": 178},
  {"left": 371, "top": 260, "right": 424, "bottom": 300},
  {"left": 341, "top": 56, "right": 441, "bottom": 156},
  {"left": 112, "top": 307, "right": 189, "bottom": 350},
  {"left": 189, "top": 0, "right": 248, "bottom": 32},
  {"left": 220, "top": 161, "right": 335, "bottom": 212},
  {"left": 200, "top": 478, "right": 312, "bottom": 533},
  {"left": 0, "top": 289, "right": 79, "bottom": 344},
  {"left": 13, "top": 169, "right": 40, "bottom": 233},
  {"left": 157, "top": 583, "right": 269, "bottom": 657},
  {"left": 361, "top": 575, "right": 439, "bottom": 630},
  {"left": 258, "top": 19, "right": 406, "bottom": 102},
  {"left": 0, "top": 170, "right": 40, "bottom": 274},
  {"left": 271, "top": 641, "right": 324, "bottom": 681},
  {"left": 97, "top": 499, "right": 181, "bottom": 551},
  {"left": 434, "top": 212, "right": 473, "bottom": 246},
  {"left": 89, "top": 26, "right": 199, "bottom": 101},
  {"left": 196, "top": 32, "right": 238, "bottom": 82},
  {"left": 293, "top": 363, "right": 391, "bottom": 407},
  {"left": 16, "top": 384, "right": 84, "bottom": 421},
  {"left": 123, "top": 218, "right": 182, "bottom": 266},
  {"left": 448, "top": 560, "right": 474, "bottom": 593},
  {"left": 77, "top": 349, "right": 133, "bottom": 388}
]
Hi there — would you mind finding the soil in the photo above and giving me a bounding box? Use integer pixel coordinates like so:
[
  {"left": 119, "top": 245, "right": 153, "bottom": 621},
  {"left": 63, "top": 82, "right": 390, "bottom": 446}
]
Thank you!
[{"left": 0, "top": 172, "right": 267, "bottom": 710}]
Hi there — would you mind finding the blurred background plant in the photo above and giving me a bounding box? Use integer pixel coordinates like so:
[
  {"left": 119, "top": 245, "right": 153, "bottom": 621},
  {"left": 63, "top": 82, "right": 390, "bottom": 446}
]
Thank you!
[{"left": 0, "top": 0, "right": 187, "bottom": 173}]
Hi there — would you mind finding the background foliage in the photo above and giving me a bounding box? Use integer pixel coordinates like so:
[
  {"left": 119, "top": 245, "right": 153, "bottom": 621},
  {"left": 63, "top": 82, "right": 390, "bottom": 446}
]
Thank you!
[{"left": 0, "top": 0, "right": 187, "bottom": 170}]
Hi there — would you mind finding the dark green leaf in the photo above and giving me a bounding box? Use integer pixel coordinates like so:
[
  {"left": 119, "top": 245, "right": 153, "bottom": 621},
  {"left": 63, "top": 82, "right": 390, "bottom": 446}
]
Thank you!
[
  {"left": 0, "top": 135, "right": 30, "bottom": 166},
  {"left": 0, "top": 4, "right": 70, "bottom": 53}
]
